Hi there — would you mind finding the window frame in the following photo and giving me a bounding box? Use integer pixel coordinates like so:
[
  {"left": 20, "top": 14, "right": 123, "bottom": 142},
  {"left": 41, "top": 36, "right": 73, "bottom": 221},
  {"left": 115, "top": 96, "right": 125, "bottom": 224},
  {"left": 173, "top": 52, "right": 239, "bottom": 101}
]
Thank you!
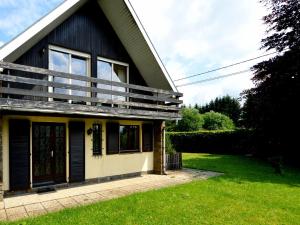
[
  {"left": 106, "top": 122, "right": 140, "bottom": 155},
  {"left": 48, "top": 45, "right": 91, "bottom": 103},
  {"left": 97, "top": 57, "right": 129, "bottom": 103},
  {"left": 119, "top": 125, "right": 140, "bottom": 153}
]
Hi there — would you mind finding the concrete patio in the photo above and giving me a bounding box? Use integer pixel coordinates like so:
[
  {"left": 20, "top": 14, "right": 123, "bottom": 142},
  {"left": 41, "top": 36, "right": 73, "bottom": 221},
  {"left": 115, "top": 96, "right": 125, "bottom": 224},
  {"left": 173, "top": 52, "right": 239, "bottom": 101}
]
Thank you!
[{"left": 0, "top": 169, "right": 222, "bottom": 221}]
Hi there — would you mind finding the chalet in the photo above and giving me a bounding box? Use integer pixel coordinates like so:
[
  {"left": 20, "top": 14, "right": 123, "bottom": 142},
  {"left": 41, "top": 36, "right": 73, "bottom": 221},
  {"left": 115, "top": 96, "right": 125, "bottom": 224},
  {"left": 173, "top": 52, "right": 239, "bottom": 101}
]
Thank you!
[{"left": 0, "top": 0, "right": 182, "bottom": 199}]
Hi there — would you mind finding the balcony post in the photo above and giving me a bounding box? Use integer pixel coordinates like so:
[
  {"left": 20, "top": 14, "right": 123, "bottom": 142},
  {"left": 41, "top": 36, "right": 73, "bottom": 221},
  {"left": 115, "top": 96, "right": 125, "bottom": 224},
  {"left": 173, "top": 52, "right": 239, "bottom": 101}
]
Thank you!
[
  {"left": 153, "top": 120, "right": 166, "bottom": 175},
  {"left": 0, "top": 115, "right": 3, "bottom": 202}
]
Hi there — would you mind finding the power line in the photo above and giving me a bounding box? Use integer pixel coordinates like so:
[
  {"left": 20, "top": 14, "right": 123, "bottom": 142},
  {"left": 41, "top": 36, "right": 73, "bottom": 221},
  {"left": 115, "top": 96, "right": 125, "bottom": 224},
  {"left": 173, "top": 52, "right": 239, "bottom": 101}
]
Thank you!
[
  {"left": 174, "top": 51, "right": 278, "bottom": 82},
  {"left": 176, "top": 69, "right": 251, "bottom": 87}
]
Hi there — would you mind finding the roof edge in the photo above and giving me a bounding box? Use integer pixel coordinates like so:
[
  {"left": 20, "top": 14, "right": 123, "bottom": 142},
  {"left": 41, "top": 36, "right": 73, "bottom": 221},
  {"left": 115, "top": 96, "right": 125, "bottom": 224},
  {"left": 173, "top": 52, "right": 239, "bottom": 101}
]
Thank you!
[
  {"left": 124, "top": 0, "right": 178, "bottom": 92},
  {"left": 0, "top": 0, "right": 87, "bottom": 62}
]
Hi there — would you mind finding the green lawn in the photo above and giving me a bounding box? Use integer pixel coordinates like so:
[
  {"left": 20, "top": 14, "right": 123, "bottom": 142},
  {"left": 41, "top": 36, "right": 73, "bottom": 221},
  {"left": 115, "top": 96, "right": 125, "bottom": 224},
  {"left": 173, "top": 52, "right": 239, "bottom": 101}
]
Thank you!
[{"left": 2, "top": 153, "right": 300, "bottom": 225}]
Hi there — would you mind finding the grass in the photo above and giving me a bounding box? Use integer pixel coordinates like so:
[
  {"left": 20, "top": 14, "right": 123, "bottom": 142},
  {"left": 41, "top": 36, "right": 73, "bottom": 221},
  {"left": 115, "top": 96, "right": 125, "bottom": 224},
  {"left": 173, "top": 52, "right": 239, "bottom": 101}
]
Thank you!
[{"left": 2, "top": 153, "right": 300, "bottom": 225}]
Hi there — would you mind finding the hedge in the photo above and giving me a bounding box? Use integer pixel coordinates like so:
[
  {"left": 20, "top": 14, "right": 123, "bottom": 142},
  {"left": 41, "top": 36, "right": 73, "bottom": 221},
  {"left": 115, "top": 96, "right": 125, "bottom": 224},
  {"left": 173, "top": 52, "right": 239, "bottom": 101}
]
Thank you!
[{"left": 167, "top": 129, "right": 257, "bottom": 155}]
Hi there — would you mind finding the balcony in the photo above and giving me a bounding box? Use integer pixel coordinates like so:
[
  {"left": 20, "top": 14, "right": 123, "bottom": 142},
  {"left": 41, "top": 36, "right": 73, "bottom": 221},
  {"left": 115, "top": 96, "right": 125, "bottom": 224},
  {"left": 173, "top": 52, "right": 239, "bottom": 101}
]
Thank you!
[{"left": 0, "top": 62, "right": 182, "bottom": 120}]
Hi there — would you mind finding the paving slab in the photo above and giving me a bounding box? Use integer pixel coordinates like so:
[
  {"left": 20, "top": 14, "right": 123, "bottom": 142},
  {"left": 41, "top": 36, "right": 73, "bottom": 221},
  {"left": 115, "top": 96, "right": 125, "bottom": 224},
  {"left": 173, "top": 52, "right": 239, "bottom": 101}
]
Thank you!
[
  {"left": 25, "top": 203, "right": 44, "bottom": 212},
  {"left": 0, "top": 169, "right": 222, "bottom": 221},
  {"left": 0, "top": 209, "right": 7, "bottom": 220},
  {"left": 57, "top": 197, "right": 77, "bottom": 208}
]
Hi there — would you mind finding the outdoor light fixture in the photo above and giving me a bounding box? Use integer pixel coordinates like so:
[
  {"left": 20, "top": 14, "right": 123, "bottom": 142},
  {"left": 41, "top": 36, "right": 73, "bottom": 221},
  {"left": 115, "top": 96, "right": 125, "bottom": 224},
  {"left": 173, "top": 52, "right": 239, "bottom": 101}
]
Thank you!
[{"left": 87, "top": 128, "right": 93, "bottom": 135}]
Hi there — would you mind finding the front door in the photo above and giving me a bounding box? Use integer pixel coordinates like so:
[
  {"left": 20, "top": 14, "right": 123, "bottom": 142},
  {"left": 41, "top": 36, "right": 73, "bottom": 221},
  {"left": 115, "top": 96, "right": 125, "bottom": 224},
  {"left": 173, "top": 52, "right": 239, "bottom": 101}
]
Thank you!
[{"left": 32, "top": 123, "right": 66, "bottom": 187}]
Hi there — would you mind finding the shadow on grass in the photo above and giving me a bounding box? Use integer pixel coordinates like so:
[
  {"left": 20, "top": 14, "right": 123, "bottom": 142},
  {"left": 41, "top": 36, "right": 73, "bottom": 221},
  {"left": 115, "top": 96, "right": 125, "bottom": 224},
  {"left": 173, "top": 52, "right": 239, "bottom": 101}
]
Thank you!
[{"left": 183, "top": 153, "right": 300, "bottom": 187}]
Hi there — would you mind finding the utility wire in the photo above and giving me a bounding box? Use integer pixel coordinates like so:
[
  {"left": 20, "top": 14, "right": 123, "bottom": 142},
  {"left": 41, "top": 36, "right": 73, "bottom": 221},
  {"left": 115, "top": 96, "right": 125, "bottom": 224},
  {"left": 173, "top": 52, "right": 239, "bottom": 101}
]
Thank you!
[
  {"left": 174, "top": 51, "right": 278, "bottom": 82},
  {"left": 176, "top": 69, "right": 251, "bottom": 87}
]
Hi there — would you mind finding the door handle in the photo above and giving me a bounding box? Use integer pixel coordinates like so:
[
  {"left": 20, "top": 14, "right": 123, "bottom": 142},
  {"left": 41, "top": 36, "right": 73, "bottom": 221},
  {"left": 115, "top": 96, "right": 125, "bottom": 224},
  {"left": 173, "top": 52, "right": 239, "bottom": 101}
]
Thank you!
[{"left": 51, "top": 150, "right": 54, "bottom": 158}]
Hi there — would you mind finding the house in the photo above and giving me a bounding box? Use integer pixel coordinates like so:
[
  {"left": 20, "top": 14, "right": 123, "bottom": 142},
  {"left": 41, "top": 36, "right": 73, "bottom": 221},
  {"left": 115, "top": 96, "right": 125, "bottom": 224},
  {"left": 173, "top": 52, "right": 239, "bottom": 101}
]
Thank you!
[{"left": 0, "top": 0, "right": 182, "bottom": 199}]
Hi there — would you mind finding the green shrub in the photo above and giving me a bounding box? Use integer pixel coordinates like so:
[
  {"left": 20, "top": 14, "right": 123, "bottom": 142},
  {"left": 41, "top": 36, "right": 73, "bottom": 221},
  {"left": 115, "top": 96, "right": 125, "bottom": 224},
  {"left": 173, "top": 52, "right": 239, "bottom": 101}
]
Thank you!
[
  {"left": 165, "top": 135, "right": 176, "bottom": 155},
  {"left": 167, "top": 129, "right": 256, "bottom": 155},
  {"left": 176, "top": 108, "right": 204, "bottom": 131},
  {"left": 203, "top": 111, "right": 235, "bottom": 130}
]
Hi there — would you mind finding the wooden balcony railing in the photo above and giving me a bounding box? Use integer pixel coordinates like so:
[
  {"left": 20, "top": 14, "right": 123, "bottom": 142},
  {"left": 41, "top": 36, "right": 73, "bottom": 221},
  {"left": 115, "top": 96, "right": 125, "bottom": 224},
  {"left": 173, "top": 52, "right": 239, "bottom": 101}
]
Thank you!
[{"left": 0, "top": 62, "right": 182, "bottom": 120}]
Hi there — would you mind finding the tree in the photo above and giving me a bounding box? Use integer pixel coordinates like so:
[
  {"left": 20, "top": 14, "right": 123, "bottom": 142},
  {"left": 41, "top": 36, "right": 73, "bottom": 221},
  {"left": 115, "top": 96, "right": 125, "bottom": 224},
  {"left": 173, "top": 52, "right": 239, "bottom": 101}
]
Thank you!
[
  {"left": 242, "top": 0, "right": 300, "bottom": 162},
  {"left": 176, "top": 108, "right": 204, "bottom": 131},
  {"left": 203, "top": 111, "right": 235, "bottom": 130},
  {"left": 198, "top": 95, "right": 241, "bottom": 125}
]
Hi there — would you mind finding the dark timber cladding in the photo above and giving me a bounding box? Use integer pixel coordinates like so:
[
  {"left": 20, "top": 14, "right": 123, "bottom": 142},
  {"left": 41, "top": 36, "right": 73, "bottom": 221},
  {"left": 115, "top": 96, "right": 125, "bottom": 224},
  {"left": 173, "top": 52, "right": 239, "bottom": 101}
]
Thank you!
[
  {"left": 69, "top": 121, "right": 85, "bottom": 183},
  {"left": 14, "top": 0, "right": 147, "bottom": 87},
  {"left": 9, "top": 120, "right": 30, "bottom": 190}
]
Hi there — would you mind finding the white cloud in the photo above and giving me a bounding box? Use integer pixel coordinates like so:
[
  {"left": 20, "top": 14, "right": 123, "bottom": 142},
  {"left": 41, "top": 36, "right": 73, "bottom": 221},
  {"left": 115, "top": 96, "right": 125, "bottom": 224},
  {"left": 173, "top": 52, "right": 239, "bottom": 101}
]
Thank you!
[
  {"left": 0, "top": 0, "right": 62, "bottom": 37},
  {"left": 130, "top": 0, "right": 268, "bottom": 105},
  {"left": 0, "top": 41, "right": 4, "bottom": 47}
]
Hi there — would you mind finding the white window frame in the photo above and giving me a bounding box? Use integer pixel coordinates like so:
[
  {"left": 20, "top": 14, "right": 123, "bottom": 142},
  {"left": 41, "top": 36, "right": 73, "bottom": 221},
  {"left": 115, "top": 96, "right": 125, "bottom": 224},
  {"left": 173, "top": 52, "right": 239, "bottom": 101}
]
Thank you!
[
  {"left": 97, "top": 56, "right": 129, "bottom": 105},
  {"left": 48, "top": 45, "right": 91, "bottom": 103}
]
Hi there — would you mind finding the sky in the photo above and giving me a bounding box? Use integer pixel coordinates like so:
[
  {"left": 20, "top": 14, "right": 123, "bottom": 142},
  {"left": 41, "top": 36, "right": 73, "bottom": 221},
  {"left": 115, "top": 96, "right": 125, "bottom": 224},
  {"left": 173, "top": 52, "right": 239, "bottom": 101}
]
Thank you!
[{"left": 0, "top": 0, "right": 270, "bottom": 106}]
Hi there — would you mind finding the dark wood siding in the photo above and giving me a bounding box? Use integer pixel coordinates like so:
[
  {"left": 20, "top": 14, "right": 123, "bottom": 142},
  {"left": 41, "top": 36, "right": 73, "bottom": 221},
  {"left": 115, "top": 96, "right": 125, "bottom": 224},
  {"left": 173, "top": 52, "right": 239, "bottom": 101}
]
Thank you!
[
  {"left": 9, "top": 119, "right": 30, "bottom": 191},
  {"left": 106, "top": 122, "right": 119, "bottom": 154},
  {"left": 14, "top": 1, "right": 146, "bottom": 86},
  {"left": 69, "top": 121, "right": 85, "bottom": 183},
  {"left": 142, "top": 124, "right": 153, "bottom": 152}
]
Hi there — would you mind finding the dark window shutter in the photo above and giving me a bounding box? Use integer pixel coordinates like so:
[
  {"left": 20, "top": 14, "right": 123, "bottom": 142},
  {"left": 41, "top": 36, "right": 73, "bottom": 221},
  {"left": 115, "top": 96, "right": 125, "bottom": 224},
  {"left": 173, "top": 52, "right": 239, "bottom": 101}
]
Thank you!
[
  {"left": 106, "top": 122, "right": 119, "bottom": 154},
  {"left": 142, "top": 124, "right": 153, "bottom": 152},
  {"left": 69, "top": 121, "right": 85, "bottom": 183},
  {"left": 9, "top": 119, "right": 30, "bottom": 191},
  {"left": 92, "top": 124, "right": 102, "bottom": 155}
]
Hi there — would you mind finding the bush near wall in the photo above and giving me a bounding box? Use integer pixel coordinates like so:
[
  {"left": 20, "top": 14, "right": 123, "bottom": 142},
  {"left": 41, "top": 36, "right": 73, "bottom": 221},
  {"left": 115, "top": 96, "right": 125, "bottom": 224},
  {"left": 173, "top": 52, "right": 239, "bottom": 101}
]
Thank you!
[{"left": 167, "top": 129, "right": 257, "bottom": 155}]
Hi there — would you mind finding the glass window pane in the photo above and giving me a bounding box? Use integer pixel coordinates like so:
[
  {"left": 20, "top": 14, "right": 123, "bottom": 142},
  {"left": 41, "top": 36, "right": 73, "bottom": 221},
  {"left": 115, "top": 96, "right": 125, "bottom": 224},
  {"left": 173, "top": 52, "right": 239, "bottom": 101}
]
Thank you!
[
  {"left": 71, "top": 56, "right": 87, "bottom": 97},
  {"left": 49, "top": 50, "right": 69, "bottom": 95},
  {"left": 112, "top": 64, "right": 127, "bottom": 101},
  {"left": 92, "top": 124, "right": 102, "bottom": 155},
  {"left": 97, "top": 60, "right": 112, "bottom": 100},
  {"left": 120, "top": 125, "right": 139, "bottom": 152}
]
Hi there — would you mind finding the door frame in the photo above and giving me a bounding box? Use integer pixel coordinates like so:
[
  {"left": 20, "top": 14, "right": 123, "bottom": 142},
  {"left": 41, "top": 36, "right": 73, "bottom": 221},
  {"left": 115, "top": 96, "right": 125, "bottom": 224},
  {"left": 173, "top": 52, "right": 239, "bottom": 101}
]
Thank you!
[{"left": 32, "top": 122, "right": 67, "bottom": 187}]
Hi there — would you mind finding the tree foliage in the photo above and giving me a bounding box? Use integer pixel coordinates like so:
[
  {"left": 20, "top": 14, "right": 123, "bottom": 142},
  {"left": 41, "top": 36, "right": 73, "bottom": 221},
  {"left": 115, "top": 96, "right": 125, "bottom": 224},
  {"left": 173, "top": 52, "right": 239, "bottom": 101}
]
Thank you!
[
  {"left": 203, "top": 111, "right": 235, "bottom": 130},
  {"left": 176, "top": 108, "right": 204, "bottom": 132},
  {"left": 242, "top": 0, "right": 300, "bottom": 162},
  {"left": 198, "top": 95, "right": 241, "bottom": 125}
]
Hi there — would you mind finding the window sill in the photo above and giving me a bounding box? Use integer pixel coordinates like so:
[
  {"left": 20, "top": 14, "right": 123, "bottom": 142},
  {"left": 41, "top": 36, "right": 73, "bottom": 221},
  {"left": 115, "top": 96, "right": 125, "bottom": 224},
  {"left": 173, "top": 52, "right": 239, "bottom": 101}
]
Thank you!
[{"left": 106, "top": 151, "right": 141, "bottom": 155}]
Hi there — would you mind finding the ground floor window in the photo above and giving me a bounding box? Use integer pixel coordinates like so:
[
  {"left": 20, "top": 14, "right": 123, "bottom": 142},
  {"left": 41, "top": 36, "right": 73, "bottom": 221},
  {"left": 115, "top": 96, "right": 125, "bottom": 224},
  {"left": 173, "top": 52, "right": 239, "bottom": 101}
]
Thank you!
[
  {"left": 92, "top": 124, "right": 102, "bottom": 155},
  {"left": 106, "top": 123, "right": 140, "bottom": 154},
  {"left": 120, "top": 125, "right": 139, "bottom": 153}
]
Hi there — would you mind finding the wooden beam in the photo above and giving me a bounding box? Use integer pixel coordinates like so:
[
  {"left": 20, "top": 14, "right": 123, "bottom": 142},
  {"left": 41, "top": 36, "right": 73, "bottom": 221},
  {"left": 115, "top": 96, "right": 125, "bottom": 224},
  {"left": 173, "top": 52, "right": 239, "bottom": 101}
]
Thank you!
[
  {"left": 0, "top": 98, "right": 181, "bottom": 120},
  {"left": 0, "top": 61, "right": 183, "bottom": 97},
  {"left": 0, "top": 87, "right": 180, "bottom": 112},
  {"left": 0, "top": 74, "right": 182, "bottom": 104}
]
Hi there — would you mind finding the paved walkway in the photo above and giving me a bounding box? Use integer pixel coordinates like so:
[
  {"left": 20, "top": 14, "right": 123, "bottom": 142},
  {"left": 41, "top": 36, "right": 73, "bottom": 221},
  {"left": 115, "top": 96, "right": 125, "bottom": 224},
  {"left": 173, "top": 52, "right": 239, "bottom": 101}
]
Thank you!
[{"left": 0, "top": 169, "right": 222, "bottom": 221}]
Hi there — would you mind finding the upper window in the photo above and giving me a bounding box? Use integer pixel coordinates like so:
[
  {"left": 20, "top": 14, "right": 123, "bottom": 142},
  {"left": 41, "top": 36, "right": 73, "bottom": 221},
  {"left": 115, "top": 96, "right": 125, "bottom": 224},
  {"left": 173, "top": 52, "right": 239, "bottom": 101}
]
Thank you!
[
  {"left": 49, "top": 46, "right": 90, "bottom": 102},
  {"left": 97, "top": 58, "right": 128, "bottom": 102}
]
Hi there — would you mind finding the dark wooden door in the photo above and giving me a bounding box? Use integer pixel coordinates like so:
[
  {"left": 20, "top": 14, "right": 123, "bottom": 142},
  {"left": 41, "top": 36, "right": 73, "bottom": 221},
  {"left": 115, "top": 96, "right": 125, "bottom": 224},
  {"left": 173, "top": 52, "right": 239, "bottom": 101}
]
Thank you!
[
  {"left": 69, "top": 122, "right": 85, "bottom": 183},
  {"left": 32, "top": 123, "right": 66, "bottom": 187},
  {"left": 9, "top": 120, "right": 30, "bottom": 191}
]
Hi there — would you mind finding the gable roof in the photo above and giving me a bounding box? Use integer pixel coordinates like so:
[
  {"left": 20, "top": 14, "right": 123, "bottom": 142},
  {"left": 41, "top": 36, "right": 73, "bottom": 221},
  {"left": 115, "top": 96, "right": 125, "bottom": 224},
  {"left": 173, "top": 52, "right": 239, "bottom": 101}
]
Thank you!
[{"left": 0, "top": 0, "right": 177, "bottom": 92}]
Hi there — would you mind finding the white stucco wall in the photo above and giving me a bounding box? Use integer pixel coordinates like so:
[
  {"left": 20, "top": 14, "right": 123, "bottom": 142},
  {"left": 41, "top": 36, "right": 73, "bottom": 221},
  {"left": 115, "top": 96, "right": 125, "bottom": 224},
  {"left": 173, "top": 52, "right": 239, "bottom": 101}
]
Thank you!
[{"left": 2, "top": 115, "right": 153, "bottom": 191}]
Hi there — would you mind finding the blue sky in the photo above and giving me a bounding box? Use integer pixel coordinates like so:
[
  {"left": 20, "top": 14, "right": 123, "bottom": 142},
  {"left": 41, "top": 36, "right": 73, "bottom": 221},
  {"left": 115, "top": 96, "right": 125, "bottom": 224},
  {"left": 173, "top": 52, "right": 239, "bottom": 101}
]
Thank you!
[{"left": 0, "top": 0, "right": 270, "bottom": 105}]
